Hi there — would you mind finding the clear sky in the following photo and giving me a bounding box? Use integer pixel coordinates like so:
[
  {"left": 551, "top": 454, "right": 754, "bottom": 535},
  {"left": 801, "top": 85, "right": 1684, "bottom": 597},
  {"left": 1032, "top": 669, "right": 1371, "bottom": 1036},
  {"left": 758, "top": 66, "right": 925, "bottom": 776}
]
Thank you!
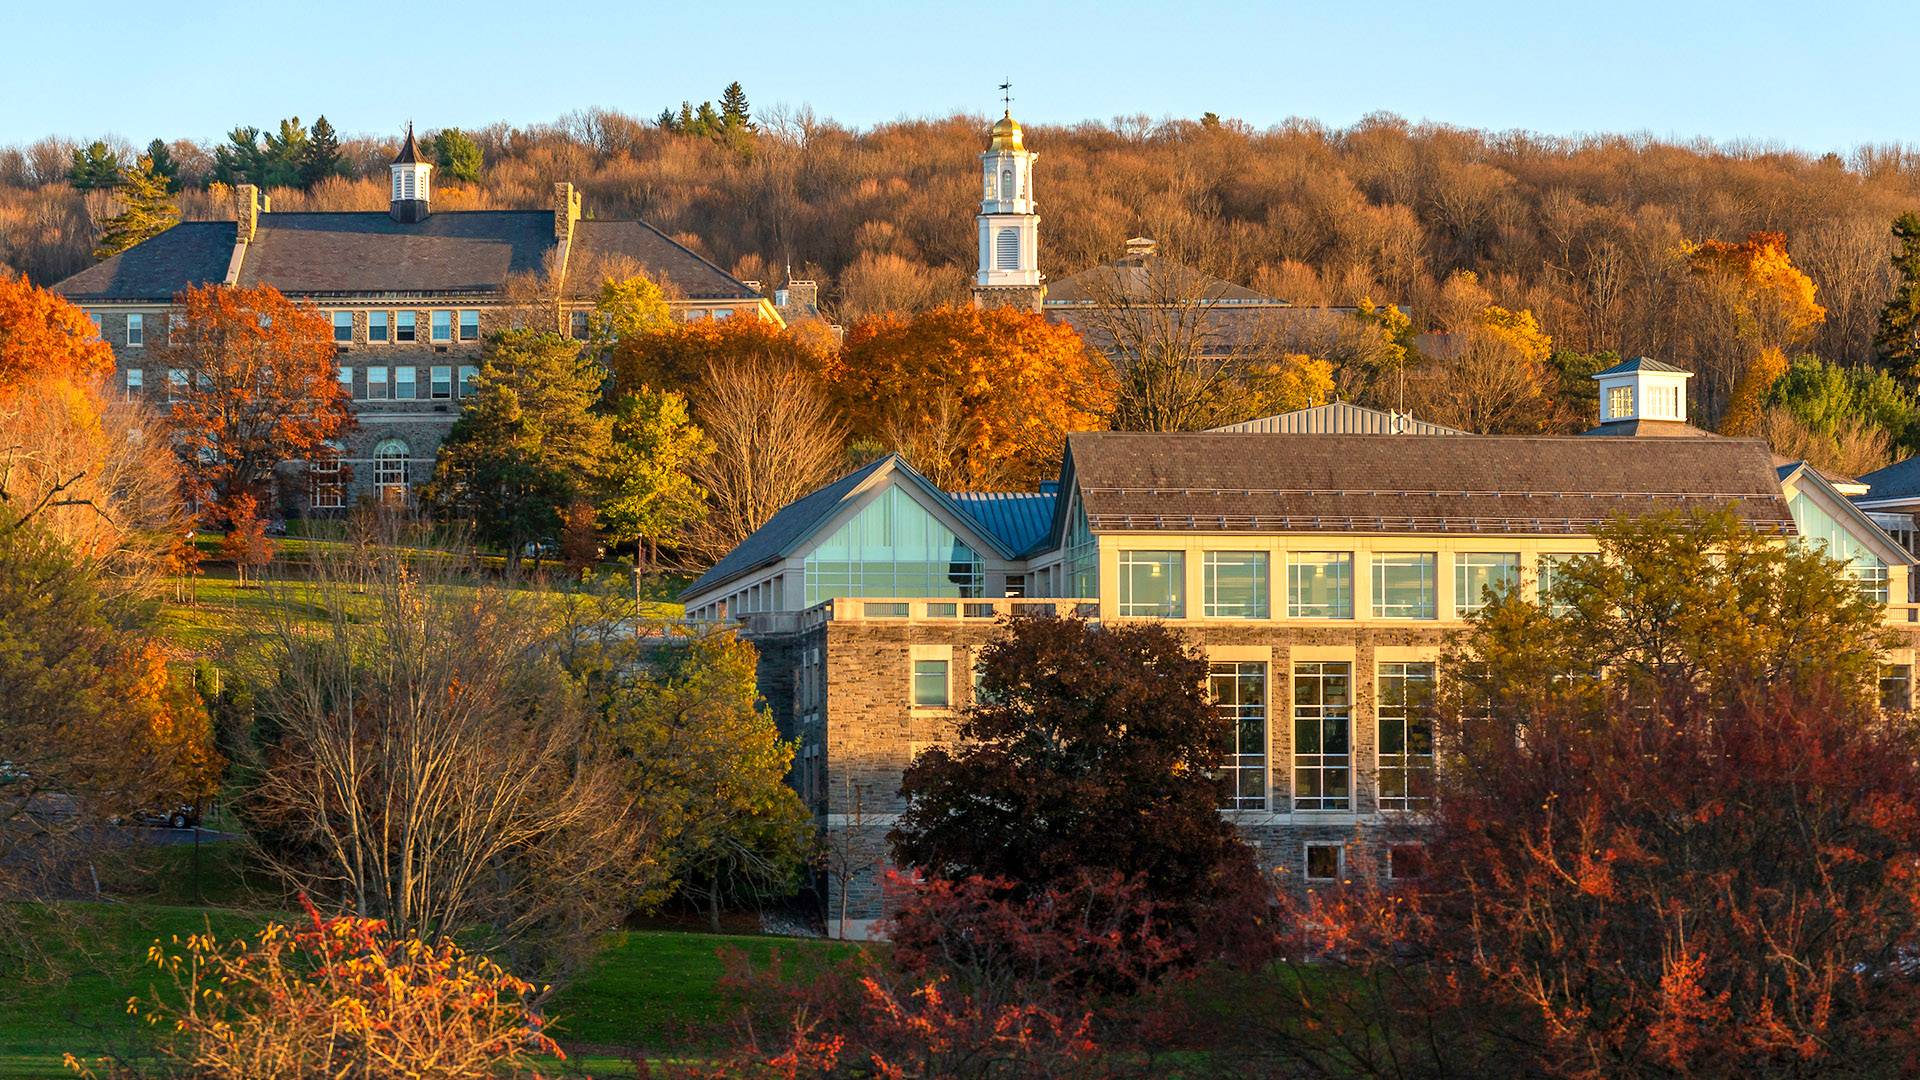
[{"left": 0, "top": 0, "right": 1906, "bottom": 153}]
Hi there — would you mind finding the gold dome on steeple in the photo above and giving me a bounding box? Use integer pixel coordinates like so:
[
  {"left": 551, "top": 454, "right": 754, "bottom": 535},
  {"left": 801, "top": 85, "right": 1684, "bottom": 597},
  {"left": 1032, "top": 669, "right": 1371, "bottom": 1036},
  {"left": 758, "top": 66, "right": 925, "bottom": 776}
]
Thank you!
[{"left": 989, "top": 111, "right": 1024, "bottom": 151}]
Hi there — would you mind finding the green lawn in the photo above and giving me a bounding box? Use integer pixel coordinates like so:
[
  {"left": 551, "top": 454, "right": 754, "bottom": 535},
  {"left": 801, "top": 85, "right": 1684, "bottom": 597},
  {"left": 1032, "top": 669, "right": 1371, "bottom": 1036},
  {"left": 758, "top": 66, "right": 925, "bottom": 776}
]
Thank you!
[{"left": 0, "top": 899, "right": 857, "bottom": 1078}]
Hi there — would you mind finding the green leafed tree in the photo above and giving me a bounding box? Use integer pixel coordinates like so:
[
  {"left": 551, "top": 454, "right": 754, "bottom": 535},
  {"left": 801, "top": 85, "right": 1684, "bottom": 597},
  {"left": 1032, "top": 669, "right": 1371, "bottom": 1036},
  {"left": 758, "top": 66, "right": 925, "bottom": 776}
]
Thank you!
[
  {"left": 601, "top": 387, "right": 710, "bottom": 576},
  {"left": 597, "top": 624, "right": 811, "bottom": 931},
  {"left": 93, "top": 155, "right": 180, "bottom": 258},
  {"left": 428, "top": 127, "right": 484, "bottom": 183},
  {"left": 1874, "top": 211, "right": 1920, "bottom": 379},
  {"left": 68, "top": 141, "right": 123, "bottom": 190},
  {"left": 719, "top": 82, "right": 753, "bottom": 131},
  {"left": 591, "top": 273, "right": 673, "bottom": 351},
  {"left": 144, "top": 139, "right": 182, "bottom": 193},
  {"left": 297, "top": 115, "right": 344, "bottom": 190},
  {"left": 426, "top": 330, "right": 612, "bottom": 564}
]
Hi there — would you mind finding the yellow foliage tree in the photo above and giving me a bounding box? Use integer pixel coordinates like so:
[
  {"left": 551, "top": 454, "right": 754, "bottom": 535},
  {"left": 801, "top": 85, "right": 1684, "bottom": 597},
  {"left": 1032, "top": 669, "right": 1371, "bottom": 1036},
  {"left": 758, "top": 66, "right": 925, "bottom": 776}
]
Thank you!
[{"left": 1686, "top": 232, "right": 1825, "bottom": 435}]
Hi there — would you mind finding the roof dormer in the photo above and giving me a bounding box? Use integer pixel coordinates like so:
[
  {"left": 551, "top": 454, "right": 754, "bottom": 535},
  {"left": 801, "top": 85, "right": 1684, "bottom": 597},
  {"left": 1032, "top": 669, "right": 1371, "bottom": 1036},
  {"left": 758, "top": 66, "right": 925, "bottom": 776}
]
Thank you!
[
  {"left": 1592, "top": 356, "right": 1693, "bottom": 427},
  {"left": 389, "top": 124, "right": 432, "bottom": 224}
]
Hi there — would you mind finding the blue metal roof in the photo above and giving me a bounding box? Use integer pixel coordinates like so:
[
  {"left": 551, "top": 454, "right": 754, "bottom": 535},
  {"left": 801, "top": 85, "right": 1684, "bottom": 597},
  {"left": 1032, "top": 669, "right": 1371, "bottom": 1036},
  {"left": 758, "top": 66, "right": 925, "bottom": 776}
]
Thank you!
[{"left": 949, "top": 491, "right": 1058, "bottom": 558}]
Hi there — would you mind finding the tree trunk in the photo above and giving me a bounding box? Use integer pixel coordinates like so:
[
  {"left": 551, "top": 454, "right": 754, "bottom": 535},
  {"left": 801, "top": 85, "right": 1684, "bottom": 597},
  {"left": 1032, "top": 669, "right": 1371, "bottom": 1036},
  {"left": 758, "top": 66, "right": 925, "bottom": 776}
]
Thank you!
[{"left": 708, "top": 871, "right": 722, "bottom": 933}]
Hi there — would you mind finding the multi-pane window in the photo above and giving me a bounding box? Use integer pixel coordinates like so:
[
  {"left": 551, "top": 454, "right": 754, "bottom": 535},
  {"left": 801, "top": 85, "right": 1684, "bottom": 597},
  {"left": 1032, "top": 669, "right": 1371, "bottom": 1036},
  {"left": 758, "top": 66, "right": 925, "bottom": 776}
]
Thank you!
[
  {"left": 430, "top": 366, "right": 452, "bottom": 399},
  {"left": 1454, "top": 553, "right": 1520, "bottom": 617},
  {"left": 309, "top": 442, "right": 344, "bottom": 510},
  {"left": 1287, "top": 552, "right": 1353, "bottom": 619},
  {"left": 1883, "top": 664, "right": 1912, "bottom": 713},
  {"left": 394, "top": 366, "right": 417, "bottom": 400},
  {"left": 1372, "top": 553, "right": 1436, "bottom": 619},
  {"left": 332, "top": 311, "right": 353, "bottom": 343},
  {"left": 1789, "top": 491, "right": 1890, "bottom": 603},
  {"left": 1607, "top": 385, "right": 1632, "bottom": 417},
  {"left": 87, "top": 313, "right": 102, "bottom": 340},
  {"left": 430, "top": 310, "right": 452, "bottom": 342},
  {"left": 124, "top": 368, "right": 142, "bottom": 399},
  {"left": 1204, "top": 551, "right": 1269, "bottom": 619},
  {"left": 366, "top": 366, "right": 389, "bottom": 400},
  {"left": 1064, "top": 498, "right": 1098, "bottom": 599},
  {"left": 337, "top": 365, "right": 353, "bottom": 397},
  {"left": 801, "top": 486, "right": 984, "bottom": 603},
  {"left": 458, "top": 365, "right": 479, "bottom": 397},
  {"left": 1211, "top": 662, "right": 1267, "bottom": 810},
  {"left": 1293, "top": 662, "right": 1352, "bottom": 811},
  {"left": 368, "top": 310, "right": 389, "bottom": 343},
  {"left": 126, "top": 313, "right": 143, "bottom": 347},
  {"left": 373, "top": 438, "right": 409, "bottom": 503},
  {"left": 167, "top": 368, "right": 187, "bottom": 401},
  {"left": 395, "top": 311, "right": 417, "bottom": 342},
  {"left": 570, "top": 311, "right": 590, "bottom": 339},
  {"left": 1305, "top": 843, "right": 1343, "bottom": 882},
  {"left": 458, "top": 309, "right": 479, "bottom": 340},
  {"left": 1537, "top": 553, "right": 1578, "bottom": 616},
  {"left": 712, "top": 308, "right": 733, "bottom": 321},
  {"left": 912, "top": 660, "right": 950, "bottom": 708},
  {"left": 1118, "top": 550, "right": 1184, "bottom": 617},
  {"left": 1377, "top": 662, "right": 1436, "bottom": 813}
]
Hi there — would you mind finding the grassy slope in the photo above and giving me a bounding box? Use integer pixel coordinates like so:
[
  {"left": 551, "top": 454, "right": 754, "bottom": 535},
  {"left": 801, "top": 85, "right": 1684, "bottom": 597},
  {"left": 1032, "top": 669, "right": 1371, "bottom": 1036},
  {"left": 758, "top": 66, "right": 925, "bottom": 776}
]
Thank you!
[{"left": 0, "top": 900, "right": 856, "bottom": 1078}]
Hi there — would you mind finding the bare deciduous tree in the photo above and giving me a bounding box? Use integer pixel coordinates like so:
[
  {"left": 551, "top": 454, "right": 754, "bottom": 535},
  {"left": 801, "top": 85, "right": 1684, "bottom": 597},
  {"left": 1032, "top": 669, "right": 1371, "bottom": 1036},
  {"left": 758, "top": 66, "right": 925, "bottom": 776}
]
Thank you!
[{"left": 687, "top": 362, "right": 845, "bottom": 562}]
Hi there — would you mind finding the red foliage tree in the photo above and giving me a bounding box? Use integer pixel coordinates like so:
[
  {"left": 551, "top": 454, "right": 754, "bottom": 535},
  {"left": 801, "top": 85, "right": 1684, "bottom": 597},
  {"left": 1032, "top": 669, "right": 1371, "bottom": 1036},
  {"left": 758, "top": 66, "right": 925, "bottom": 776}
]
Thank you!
[
  {"left": 217, "top": 491, "right": 273, "bottom": 587},
  {"left": 157, "top": 284, "right": 350, "bottom": 511}
]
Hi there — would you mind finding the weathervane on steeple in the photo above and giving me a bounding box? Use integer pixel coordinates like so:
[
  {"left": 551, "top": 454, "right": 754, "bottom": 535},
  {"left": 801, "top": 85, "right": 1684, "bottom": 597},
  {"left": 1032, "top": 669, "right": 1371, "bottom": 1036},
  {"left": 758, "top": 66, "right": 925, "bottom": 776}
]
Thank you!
[{"left": 998, "top": 80, "right": 1014, "bottom": 114}]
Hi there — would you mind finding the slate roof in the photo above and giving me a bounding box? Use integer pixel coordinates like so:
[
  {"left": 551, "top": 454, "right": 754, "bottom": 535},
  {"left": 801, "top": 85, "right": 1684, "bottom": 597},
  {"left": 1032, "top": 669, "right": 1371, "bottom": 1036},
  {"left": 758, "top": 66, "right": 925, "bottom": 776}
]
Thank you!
[
  {"left": 1855, "top": 454, "right": 1920, "bottom": 506},
  {"left": 950, "top": 491, "right": 1058, "bottom": 557},
  {"left": 234, "top": 211, "right": 556, "bottom": 296},
  {"left": 54, "top": 210, "right": 761, "bottom": 303},
  {"left": 1595, "top": 355, "right": 1691, "bottom": 377},
  {"left": 567, "top": 220, "right": 760, "bottom": 300},
  {"left": 1210, "top": 402, "right": 1465, "bottom": 436},
  {"left": 50, "top": 222, "right": 237, "bottom": 302},
  {"left": 1060, "top": 432, "right": 1793, "bottom": 537},
  {"left": 1044, "top": 250, "right": 1277, "bottom": 305}
]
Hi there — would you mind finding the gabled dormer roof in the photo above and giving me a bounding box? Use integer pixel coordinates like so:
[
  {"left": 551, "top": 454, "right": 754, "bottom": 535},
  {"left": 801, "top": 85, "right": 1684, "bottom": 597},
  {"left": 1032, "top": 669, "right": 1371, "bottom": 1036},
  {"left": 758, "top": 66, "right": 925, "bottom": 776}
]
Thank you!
[
  {"left": 1778, "top": 459, "right": 1916, "bottom": 567},
  {"left": 678, "top": 454, "right": 1024, "bottom": 603}
]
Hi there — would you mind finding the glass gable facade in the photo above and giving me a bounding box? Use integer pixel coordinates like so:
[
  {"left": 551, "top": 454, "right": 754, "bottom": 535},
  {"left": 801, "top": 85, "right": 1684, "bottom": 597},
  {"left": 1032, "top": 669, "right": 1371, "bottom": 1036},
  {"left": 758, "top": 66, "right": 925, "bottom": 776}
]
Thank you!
[
  {"left": 803, "top": 486, "right": 985, "bottom": 604},
  {"left": 1789, "top": 491, "right": 1890, "bottom": 603}
]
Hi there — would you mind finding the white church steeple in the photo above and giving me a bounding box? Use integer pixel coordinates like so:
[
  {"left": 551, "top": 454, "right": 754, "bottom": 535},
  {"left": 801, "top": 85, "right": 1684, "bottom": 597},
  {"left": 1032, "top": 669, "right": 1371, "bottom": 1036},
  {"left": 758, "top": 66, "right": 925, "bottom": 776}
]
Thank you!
[{"left": 973, "top": 90, "right": 1043, "bottom": 311}]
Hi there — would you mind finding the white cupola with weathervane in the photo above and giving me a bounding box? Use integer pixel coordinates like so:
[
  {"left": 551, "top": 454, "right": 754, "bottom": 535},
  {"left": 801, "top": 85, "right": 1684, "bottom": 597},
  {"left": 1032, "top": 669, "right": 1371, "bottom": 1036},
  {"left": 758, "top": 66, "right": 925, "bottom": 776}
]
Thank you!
[
  {"left": 1592, "top": 356, "right": 1693, "bottom": 425},
  {"left": 389, "top": 123, "right": 432, "bottom": 224},
  {"left": 973, "top": 86, "right": 1043, "bottom": 310}
]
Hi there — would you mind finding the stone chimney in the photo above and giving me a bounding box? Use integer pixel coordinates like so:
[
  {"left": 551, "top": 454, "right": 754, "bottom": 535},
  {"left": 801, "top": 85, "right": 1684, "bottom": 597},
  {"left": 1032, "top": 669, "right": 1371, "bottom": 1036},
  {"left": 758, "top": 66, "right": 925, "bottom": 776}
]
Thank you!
[
  {"left": 782, "top": 279, "right": 819, "bottom": 314},
  {"left": 235, "top": 184, "right": 262, "bottom": 243},
  {"left": 554, "top": 182, "right": 581, "bottom": 244}
]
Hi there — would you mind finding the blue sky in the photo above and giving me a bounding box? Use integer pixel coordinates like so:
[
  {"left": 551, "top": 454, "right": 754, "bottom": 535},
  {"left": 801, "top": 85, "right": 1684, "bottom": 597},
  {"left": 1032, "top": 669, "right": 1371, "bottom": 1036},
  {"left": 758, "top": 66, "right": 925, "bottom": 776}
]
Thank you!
[{"left": 0, "top": 0, "right": 1904, "bottom": 152}]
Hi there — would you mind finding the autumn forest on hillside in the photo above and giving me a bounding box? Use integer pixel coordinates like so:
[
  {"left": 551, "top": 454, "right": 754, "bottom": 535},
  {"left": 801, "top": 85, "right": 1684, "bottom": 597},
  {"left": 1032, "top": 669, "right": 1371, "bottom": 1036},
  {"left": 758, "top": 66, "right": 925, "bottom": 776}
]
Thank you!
[{"left": 17, "top": 94, "right": 1920, "bottom": 477}]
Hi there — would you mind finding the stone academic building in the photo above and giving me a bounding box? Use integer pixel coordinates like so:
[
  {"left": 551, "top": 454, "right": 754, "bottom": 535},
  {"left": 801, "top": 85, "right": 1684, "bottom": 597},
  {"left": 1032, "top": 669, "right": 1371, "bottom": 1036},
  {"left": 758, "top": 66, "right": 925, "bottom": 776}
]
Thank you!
[{"left": 52, "top": 127, "right": 781, "bottom": 513}]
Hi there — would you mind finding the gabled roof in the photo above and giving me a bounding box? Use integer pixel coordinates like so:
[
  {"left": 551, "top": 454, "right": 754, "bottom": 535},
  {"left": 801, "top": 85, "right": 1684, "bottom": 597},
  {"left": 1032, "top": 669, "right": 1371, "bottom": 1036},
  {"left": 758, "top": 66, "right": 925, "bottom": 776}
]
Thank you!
[
  {"left": 50, "top": 222, "right": 236, "bottom": 302},
  {"left": 1045, "top": 252, "right": 1277, "bottom": 305},
  {"left": 1055, "top": 431, "right": 1793, "bottom": 537},
  {"left": 1594, "top": 355, "right": 1691, "bottom": 377},
  {"left": 1210, "top": 402, "right": 1465, "bottom": 436},
  {"left": 950, "top": 491, "right": 1058, "bottom": 557},
  {"left": 1778, "top": 459, "right": 1916, "bottom": 566},
  {"left": 1855, "top": 453, "right": 1920, "bottom": 508},
  {"left": 679, "top": 455, "right": 1023, "bottom": 602},
  {"left": 54, "top": 211, "right": 762, "bottom": 304}
]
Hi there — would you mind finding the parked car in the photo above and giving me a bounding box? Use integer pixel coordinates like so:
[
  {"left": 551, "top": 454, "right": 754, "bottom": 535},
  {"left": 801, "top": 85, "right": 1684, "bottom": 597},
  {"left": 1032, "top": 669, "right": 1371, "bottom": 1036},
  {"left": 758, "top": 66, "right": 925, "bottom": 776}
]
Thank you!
[
  {"left": 521, "top": 538, "right": 559, "bottom": 560},
  {"left": 128, "top": 804, "right": 202, "bottom": 830}
]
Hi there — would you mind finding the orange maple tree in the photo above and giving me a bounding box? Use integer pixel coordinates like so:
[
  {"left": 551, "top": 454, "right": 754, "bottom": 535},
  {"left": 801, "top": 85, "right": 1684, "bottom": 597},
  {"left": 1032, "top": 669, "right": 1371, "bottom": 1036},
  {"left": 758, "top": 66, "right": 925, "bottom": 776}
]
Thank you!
[
  {"left": 607, "top": 314, "right": 835, "bottom": 399},
  {"left": 829, "top": 304, "right": 1114, "bottom": 489},
  {"left": 0, "top": 270, "right": 113, "bottom": 399},
  {"left": 157, "top": 284, "right": 351, "bottom": 510}
]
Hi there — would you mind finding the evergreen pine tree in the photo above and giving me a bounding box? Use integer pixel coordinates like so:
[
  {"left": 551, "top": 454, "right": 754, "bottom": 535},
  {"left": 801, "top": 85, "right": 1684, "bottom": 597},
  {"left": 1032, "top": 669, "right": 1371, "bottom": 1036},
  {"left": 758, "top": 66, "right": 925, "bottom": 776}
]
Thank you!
[
  {"left": 655, "top": 108, "right": 680, "bottom": 132},
  {"left": 1875, "top": 211, "right": 1920, "bottom": 379},
  {"left": 94, "top": 155, "right": 180, "bottom": 258},
  {"left": 68, "top": 141, "right": 123, "bottom": 190},
  {"left": 692, "top": 101, "right": 721, "bottom": 136},
  {"left": 144, "top": 139, "right": 182, "bottom": 193},
  {"left": 261, "top": 117, "right": 309, "bottom": 188},
  {"left": 298, "top": 115, "right": 343, "bottom": 190},
  {"left": 212, "top": 126, "right": 265, "bottom": 186},
  {"left": 430, "top": 127, "right": 483, "bottom": 183},
  {"left": 719, "top": 81, "right": 753, "bottom": 130}
]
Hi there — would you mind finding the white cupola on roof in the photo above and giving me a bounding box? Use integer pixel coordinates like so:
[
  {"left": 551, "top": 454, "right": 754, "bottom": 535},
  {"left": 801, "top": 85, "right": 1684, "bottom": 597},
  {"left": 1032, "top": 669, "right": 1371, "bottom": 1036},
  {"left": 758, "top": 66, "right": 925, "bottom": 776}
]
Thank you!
[
  {"left": 389, "top": 123, "right": 432, "bottom": 224},
  {"left": 972, "top": 94, "right": 1043, "bottom": 310},
  {"left": 1592, "top": 356, "right": 1692, "bottom": 425}
]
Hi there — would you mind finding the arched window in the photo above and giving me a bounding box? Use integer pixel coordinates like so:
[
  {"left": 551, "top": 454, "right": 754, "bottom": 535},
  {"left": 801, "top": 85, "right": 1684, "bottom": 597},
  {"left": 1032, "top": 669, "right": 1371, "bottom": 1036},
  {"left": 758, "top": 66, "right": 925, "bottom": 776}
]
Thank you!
[
  {"left": 373, "top": 438, "right": 410, "bottom": 504},
  {"left": 999, "top": 167, "right": 1014, "bottom": 199},
  {"left": 984, "top": 166, "right": 996, "bottom": 199},
  {"left": 995, "top": 227, "right": 1021, "bottom": 270}
]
